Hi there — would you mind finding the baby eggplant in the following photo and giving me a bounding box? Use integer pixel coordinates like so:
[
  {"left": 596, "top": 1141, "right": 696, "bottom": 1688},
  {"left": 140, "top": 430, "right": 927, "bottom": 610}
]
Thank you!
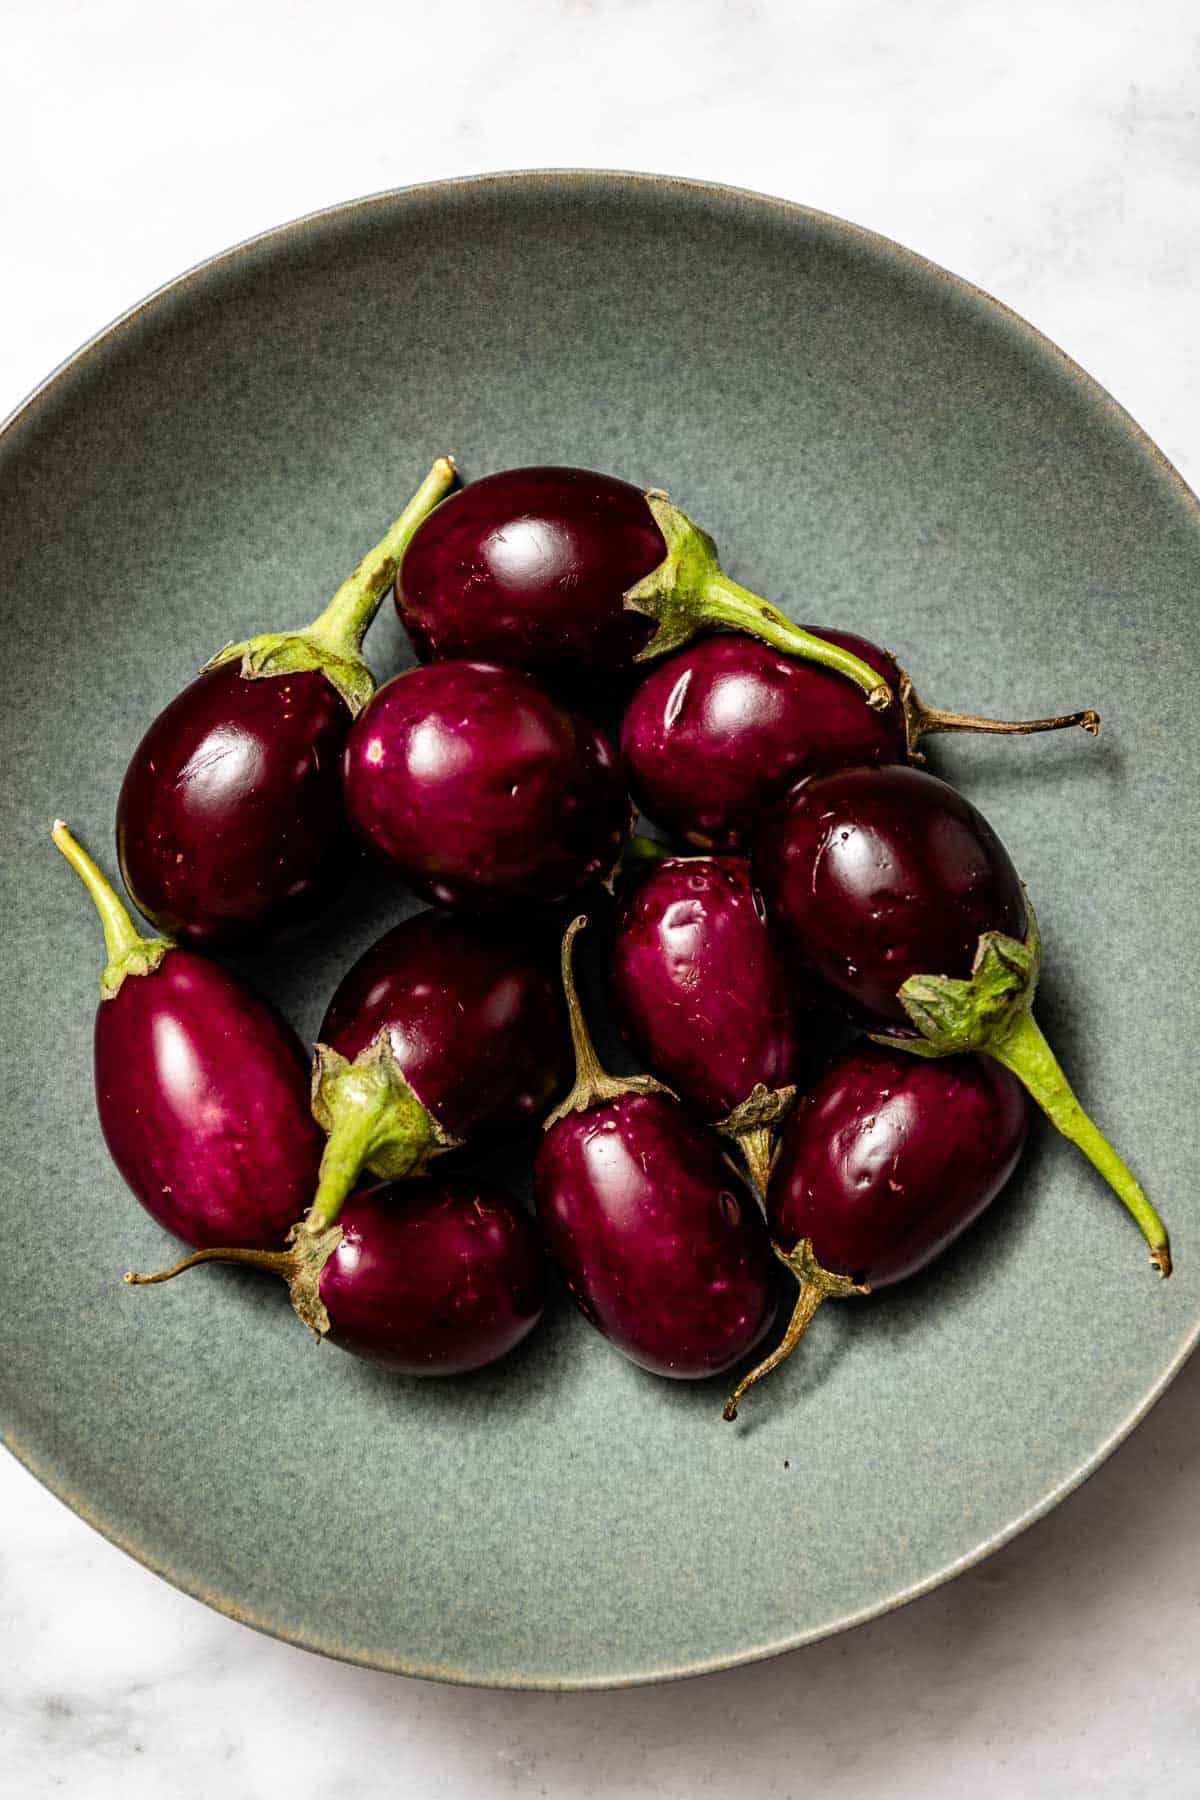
[
  {"left": 534, "top": 918, "right": 777, "bottom": 1378},
  {"left": 128, "top": 1176, "right": 545, "bottom": 1374},
  {"left": 53, "top": 821, "right": 323, "bottom": 1250},
  {"left": 754, "top": 764, "right": 1171, "bottom": 1275},
  {"left": 757, "top": 762, "right": 1026, "bottom": 1025},
  {"left": 395, "top": 465, "right": 891, "bottom": 702},
  {"left": 302, "top": 910, "right": 571, "bottom": 1234},
  {"left": 622, "top": 632, "right": 1099, "bottom": 850},
  {"left": 117, "top": 457, "right": 455, "bottom": 946},
  {"left": 342, "top": 659, "right": 630, "bottom": 909},
  {"left": 609, "top": 852, "right": 804, "bottom": 1192},
  {"left": 723, "top": 1041, "right": 1028, "bottom": 1418}
]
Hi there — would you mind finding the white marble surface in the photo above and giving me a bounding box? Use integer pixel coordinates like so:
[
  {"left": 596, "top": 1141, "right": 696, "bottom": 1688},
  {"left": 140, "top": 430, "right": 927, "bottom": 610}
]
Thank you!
[{"left": 3, "top": 2, "right": 1199, "bottom": 1793}]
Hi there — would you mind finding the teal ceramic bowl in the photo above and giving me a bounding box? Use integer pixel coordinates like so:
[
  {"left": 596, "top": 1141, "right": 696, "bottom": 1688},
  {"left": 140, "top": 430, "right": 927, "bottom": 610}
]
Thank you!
[{"left": 1, "top": 172, "right": 1196, "bottom": 1688}]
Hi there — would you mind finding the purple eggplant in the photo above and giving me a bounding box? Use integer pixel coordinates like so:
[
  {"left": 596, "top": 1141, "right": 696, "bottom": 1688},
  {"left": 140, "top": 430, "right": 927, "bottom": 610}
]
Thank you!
[
  {"left": 622, "top": 632, "right": 1098, "bottom": 850},
  {"left": 609, "top": 852, "right": 805, "bottom": 1192},
  {"left": 127, "top": 1176, "right": 545, "bottom": 1374},
  {"left": 53, "top": 821, "right": 323, "bottom": 1250},
  {"left": 341, "top": 659, "right": 630, "bottom": 909},
  {"left": 301, "top": 910, "right": 571, "bottom": 1234},
  {"left": 757, "top": 762, "right": 1027, "bottom": 1025},
  {"left": 723, "top": 1041, "right": 1029, "bottom": 1418},
  {"left": 754, "top": 764, "right": 1171, "bottom": 1275},
  {"left": 395, "top": 465, "right": 892, "bottom": 701},
  {"left": 534, "top": 918, "right": 777, "bottom": 1378},
  {"left": 117, "top": 457, "right": 455, "bottom": 946}
]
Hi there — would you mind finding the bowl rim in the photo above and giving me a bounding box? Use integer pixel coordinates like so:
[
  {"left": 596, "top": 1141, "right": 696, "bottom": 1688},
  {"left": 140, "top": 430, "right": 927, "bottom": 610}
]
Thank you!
[{"left": 3, "top": 167, "right": 1197, "bottom": 1690}]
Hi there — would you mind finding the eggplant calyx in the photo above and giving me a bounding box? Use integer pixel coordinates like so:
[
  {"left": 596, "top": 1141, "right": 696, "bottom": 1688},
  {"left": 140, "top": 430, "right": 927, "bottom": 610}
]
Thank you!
[
  {"left": 281, "top": 1222, "right": 345, "bottom": 1338},
  {"left": 623, "top": 491, "right": 891, "bottom": 707},
  {"left": 205, "top": 455, "right": 458, "bottom": 717},
  {"left": 205, "top": 631, "right": 375, "bottom": 716},
  {"left": 622, "top": 491, "right": 725, "bottom": 663},
  {"left": 205, "top": 633, "right": 376, "bottom": 716},
  {"left": 716, "top": 1082, "right": 798, "bottom": 1197},
  {"left": 722, "top": 1238, "right": 869, "bottom": 1421},
  {"left": 94, "top": 934, "right": 173, "bottom": 999},
  {"left": 304, "top": 1032, "right": 461, "bottom": 1232},
  {"left": 879, "top": 905, "right": 1041, "bottom": 1057},
  {"left": 124, "top": 1222, "right": 344, "bottom": 1341},
  {"left": 875, "top": 902, "right": 1171, "bottom": 1278}
]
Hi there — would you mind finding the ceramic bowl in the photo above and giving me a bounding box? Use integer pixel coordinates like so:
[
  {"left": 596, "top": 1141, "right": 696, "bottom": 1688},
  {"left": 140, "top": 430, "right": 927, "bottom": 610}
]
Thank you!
[{"left": 1, "top": 172, "right": 1195, "bottom": 1688}]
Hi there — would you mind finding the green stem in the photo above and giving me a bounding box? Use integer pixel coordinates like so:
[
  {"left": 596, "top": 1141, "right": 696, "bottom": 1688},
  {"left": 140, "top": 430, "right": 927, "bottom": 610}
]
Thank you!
[
  {"left": 52, "top": 821, "right": 141, "bottom": 962},
  {"left": 304, "top": 454, "right": 456, "bottom": 662},
  {"left": 306, "top": 1090, "right": 412, "bottom": 1231},
  {"left": 206, "top": 455, "right": 457, "bottom": 714},
  {"left": 989, "top": 1008, "right": 1171, "bottom": 1276},
  {"left": 302, "top": 1035, "right": 455, "bottom": 1233},
  {"left": 887, "top": 911, "right": 1172, "bottom": 1277},
  {"left": 701, "top": 569, "right": 891, "bottom": 707},
  {"left": 52, "top": 819, "right": 172, "bottom": 998},
  {"left": 623, "top": 492, "right": 892, "bottom": 707}
]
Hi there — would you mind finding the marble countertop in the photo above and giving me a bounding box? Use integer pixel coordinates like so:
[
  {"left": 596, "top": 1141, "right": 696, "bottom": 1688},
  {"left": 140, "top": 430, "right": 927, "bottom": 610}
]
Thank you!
[{"left": 3, "top": 3, "right": 1198, "bottom": 1793}]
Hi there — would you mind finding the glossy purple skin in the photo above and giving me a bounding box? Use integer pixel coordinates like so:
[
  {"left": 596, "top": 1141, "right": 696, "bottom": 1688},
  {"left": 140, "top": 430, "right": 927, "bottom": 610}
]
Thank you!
[
  {"left": 396, "top": 466, "right": 664, "bottom": 675},
  {"left": 610, "top": 856, "right": 802, "bottom": 1118},
  {"left": 535, "top": 1093, "right": 777, "bottom": 1378},
  {"left": 319, "top": 910, "right": 570, "bottom": 1141},
  {"left": 117, "top": 662, "right": 352, "bottom": 946},
  {"left": 318, "top": 1179, "right": 546, "bottom": 1374},
  {"left": 342, "top": 660, "right": 629, "bottom": 909},
  {"left": 96, "top": 951, "right": 324, "bottom": 1250},
  {"left": 622, "top": 631, "right": 907, "bottom": 849},
  {"left": 755, "top": 764, "right": 1027, "bottom": 1024},
  {"left": 769, "top": 1040, "right": 1029, "bottom": 1287}
]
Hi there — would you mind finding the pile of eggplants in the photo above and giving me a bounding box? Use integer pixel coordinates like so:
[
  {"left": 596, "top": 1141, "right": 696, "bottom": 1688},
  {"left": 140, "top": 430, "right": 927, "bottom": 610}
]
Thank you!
[{"left": 55, "top": 459, "right": 1169, "bottom": 1415}]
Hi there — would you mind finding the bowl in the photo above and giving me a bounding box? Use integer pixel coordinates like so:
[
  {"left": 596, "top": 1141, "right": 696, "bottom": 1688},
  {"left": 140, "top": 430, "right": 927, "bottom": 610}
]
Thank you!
[{"left": 1, "top": 171, "right": 1196, "bottom": 1688}]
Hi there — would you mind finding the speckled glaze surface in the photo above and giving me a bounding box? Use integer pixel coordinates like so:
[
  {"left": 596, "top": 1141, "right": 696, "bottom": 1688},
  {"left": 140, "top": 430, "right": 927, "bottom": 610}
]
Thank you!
[{"left": 1, "top": 171, "right": 1197, "bottom": 1690}]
